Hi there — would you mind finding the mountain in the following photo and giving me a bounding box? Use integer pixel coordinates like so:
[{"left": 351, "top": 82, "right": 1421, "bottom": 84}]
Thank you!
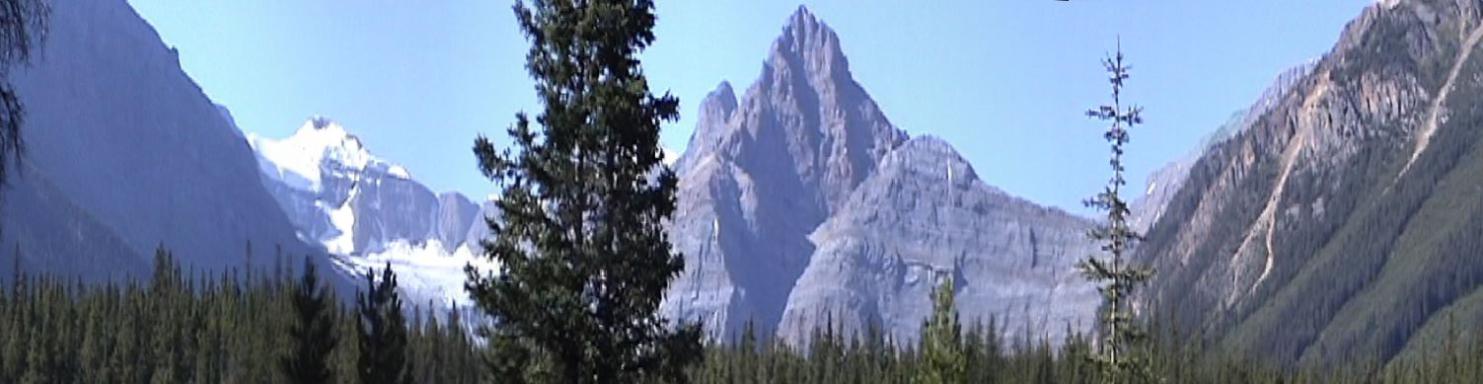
[
  {"left": 1137, "top": 0, "right": 1483, "bottom": 368},
  {"left": 777, "top": 137, "right": 1097, "bottom": 343},
  {"left": 1132, "top": 61, "right": 1316, "bottom": 233},
  {"left": 663, "top": 6, "right": 1096, "bottom": 343},
  {"left": 0, "top": 0, "right": 325, "bottom": 281},
  {"left": 249, "top": 118, "right": 495, "bottom": 306}
]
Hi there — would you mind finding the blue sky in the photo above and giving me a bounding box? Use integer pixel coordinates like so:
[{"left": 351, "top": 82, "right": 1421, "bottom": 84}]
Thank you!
[{"left": 129, "top": 0, "right": 1371, "bottom": 214}]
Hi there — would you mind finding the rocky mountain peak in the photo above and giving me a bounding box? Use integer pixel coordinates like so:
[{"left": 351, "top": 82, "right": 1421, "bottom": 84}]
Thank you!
[
  {"left": 249, "top": 117, "right": 411, "bottom": 193},
  {"left": 701, "top": 81, "right": 738, "bottom": 121},
  {"left": 675, "top": 81, "right": 739, "bottom": 174},
  {"left": 772, "top": 5, "right": 851, "bottom": 87},
  {"left": 874, "top": 135, "right": 981, "bottom": 187}
]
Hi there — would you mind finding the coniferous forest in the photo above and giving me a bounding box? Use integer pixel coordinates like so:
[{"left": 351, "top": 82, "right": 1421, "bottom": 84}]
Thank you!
[
  {"left": 0, "top": 249, "right": 484, "bottom": 384},
  {"left": 3, "top": 248, "right": 1483, "bottom": 383}
]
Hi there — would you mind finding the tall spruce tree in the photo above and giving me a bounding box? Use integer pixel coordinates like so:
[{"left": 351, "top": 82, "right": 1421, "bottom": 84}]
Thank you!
[
  {"left": 1080, "top": 42, "right": 1155, "bottom": 383},
  {"left": 281, "top": 257, "right": 338, "bottom": 384},
  {"left": 916, "top": 275, "right": 966, "bottom": 384},
  {"left": 356, "top": 263, "right": 410, "bottom": 384},
  {"left": 466, "top": 0, "right": 701, "bottom": 382}
]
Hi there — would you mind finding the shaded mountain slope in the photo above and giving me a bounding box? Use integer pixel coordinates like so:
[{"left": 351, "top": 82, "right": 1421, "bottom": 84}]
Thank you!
[
  {"left": 2, "top": 0, "right": 326, "bottom": 280},
  {"left": 1137, "top": 0, "right": 1483, "bottom": 367}
]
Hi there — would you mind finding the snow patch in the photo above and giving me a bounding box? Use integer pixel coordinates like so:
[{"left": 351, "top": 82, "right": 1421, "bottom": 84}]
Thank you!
[
  {"left": 388, "top": 165, "right": 412, "bottom": 179},
  {"left": 247, "top": 117, "right": 412, "bottom": 193},
  {"left": 324, "top": 190, "right": 358, "bottom": 255},
  {"left": 333, "top": 239, "right": 500, "bottom": 308}
]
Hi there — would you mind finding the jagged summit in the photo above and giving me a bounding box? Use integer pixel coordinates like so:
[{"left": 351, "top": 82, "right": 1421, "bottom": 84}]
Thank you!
[
  {"left": 704, "top": 81, "right": 737, "bottom": 114},
  {"left": 772, "top": 5, "right": 850, "bottom": 82},
  {"left": 248, "top": 117, "right": 411, "bottom": 192},
  {"left": 310, "top": 115, "right": 334, "bottom": 130},
  {"left": 675, "top": 81, "right": 739, "bottom": 173},
  {"left": 663, "top": 6, "right": 1091, "bottom": 344},
  {"left": 248, "top": 118, "right": 496, "bottom": 308}
]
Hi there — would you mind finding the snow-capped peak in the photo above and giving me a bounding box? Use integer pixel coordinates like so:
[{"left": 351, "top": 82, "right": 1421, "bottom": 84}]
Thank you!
[{"left": 248, "top": 116, "right": 411, "bottom": 192}]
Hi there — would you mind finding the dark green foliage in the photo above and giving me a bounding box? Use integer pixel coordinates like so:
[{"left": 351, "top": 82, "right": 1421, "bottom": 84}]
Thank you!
[
  {"left": 356, "top": 263, "right": 410, "bottom": 384},
  {"left": 281, "top": 257, "right": 338, "bottom": 384},
  {"left": 0, "top": 248, "right": 485, "bottom": 384},
  {"left": 0, "top": 0, "right": 47, "bottom": 188},
  {"left": 1081, "top": 42, "right": 1154, "bottom": 382},
  {"left": 0, "top": 249, "right": 1481, "bottom": 382},
  {"left": 684, "top": 318, "right": 1483, "bottom": 383},
  {"left": 407, "top": 305, "right": 484, "bottom": 384},
  {"left": 467, "top": 0, "right": 699, "bottom": 382},
  {"left": 915, "top": 276, "right": 965, "bottom": 384}
]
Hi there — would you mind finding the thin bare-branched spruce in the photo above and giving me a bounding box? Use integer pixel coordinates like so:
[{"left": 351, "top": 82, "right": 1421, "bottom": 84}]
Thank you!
[{"left": 1081, "top": 41, "right": 1155, "bottom": 383}]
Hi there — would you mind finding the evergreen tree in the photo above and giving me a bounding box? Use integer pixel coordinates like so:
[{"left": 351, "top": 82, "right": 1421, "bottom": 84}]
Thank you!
[
  {"left": 149, "top": 247, "right": 189, "bottom": 384},
  {"left": 356, "top": 263, "right": 411, "bottom": 384},
  {"left": 281, "top": 257, "right": 338, "bottom": 384},
  {"left": 467, "top": 0, "right": 701, "bottom": 382},
  {"left": 1080, "top": 41, "right": 1155, "bottom": 383},
  {"left": 916, "top": 275, "right": 966, "bottom": 384}
]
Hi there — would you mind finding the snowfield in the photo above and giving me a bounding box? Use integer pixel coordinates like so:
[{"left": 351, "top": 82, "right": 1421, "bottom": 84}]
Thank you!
[{"left": 332, "top": 239, "right": 499, "bottom": 308}]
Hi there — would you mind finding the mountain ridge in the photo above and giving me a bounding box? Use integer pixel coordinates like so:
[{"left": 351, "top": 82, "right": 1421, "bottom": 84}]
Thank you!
[
  {"left": 1136, "top": 0, "right": 1483, "bottom": 368},
  {"left": 1, "top": 0, "right": 329, "bottom": 282}
]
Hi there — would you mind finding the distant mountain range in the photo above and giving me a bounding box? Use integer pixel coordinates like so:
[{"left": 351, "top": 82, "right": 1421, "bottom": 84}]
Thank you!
[
  {"left": 240, "top": 6, "right": 1103, "bottom": 344},
  {"left": 17, "top": 0, "right": 1483, "bottom": 367}
]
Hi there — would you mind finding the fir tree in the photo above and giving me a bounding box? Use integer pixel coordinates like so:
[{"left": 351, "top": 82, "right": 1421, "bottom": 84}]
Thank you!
[
  {"left": 356, "top": 263, "right": 411, "bottom": 384},
  {"left": 149, "top": 247, "right": 190, "bottom": 384},
  {"left": 281, "top": 257, "right": 338, "bottom": 384},
  {"left": 467, "top": 0, "right": 701, "bottom": 382},
  {"left": 916, "top": 275, "right": 966, "bottom": 384},
  {"left": 1080, "top": 41, "right": 1155, "bottom": 383}
]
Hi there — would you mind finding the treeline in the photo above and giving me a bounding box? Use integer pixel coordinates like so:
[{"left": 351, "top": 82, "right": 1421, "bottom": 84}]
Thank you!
[
  {"left": 1, "top": 248, "right": 1483, "bottom": 383},
  {"left": 690, "top": 314, "right": 1483, "bottom": 383},
  {"left": 0, "top": 248, "right": 483, "bottom": 383}
]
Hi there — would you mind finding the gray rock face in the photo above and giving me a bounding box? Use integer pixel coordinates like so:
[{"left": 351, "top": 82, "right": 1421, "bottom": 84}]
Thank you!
[
  {"left": 778, "top": 137, "right": 1098, "bottom": 343},
  {"left": 463, "top": 200, "right": 498, "bottom": 254},
  {"left": 250, "top": 120, "right": 496, "bottom": 307},
  {"left": 434, "top": 193, "right": 479, "bottom": 252},
  {"left": 663, "top": 6, "right": 1096, "bottom": 344},
  {"left": 1136, "top": 0, "right": 1483, "bottom": 366},
  {"left": 1, "top": 0, "right": 318, "bottom": 277},
  {"left": 250, "top": 119, "right": 488, "bottom": 256},
  {"left": 346, "top": 175, "right": 440, "bottom": 253},
  {"left": 664, "top": 6, "right": 908, "bottom": 338},
  {"left": 1132, "top": 61, "right": 1316, "bottom": 233}
]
